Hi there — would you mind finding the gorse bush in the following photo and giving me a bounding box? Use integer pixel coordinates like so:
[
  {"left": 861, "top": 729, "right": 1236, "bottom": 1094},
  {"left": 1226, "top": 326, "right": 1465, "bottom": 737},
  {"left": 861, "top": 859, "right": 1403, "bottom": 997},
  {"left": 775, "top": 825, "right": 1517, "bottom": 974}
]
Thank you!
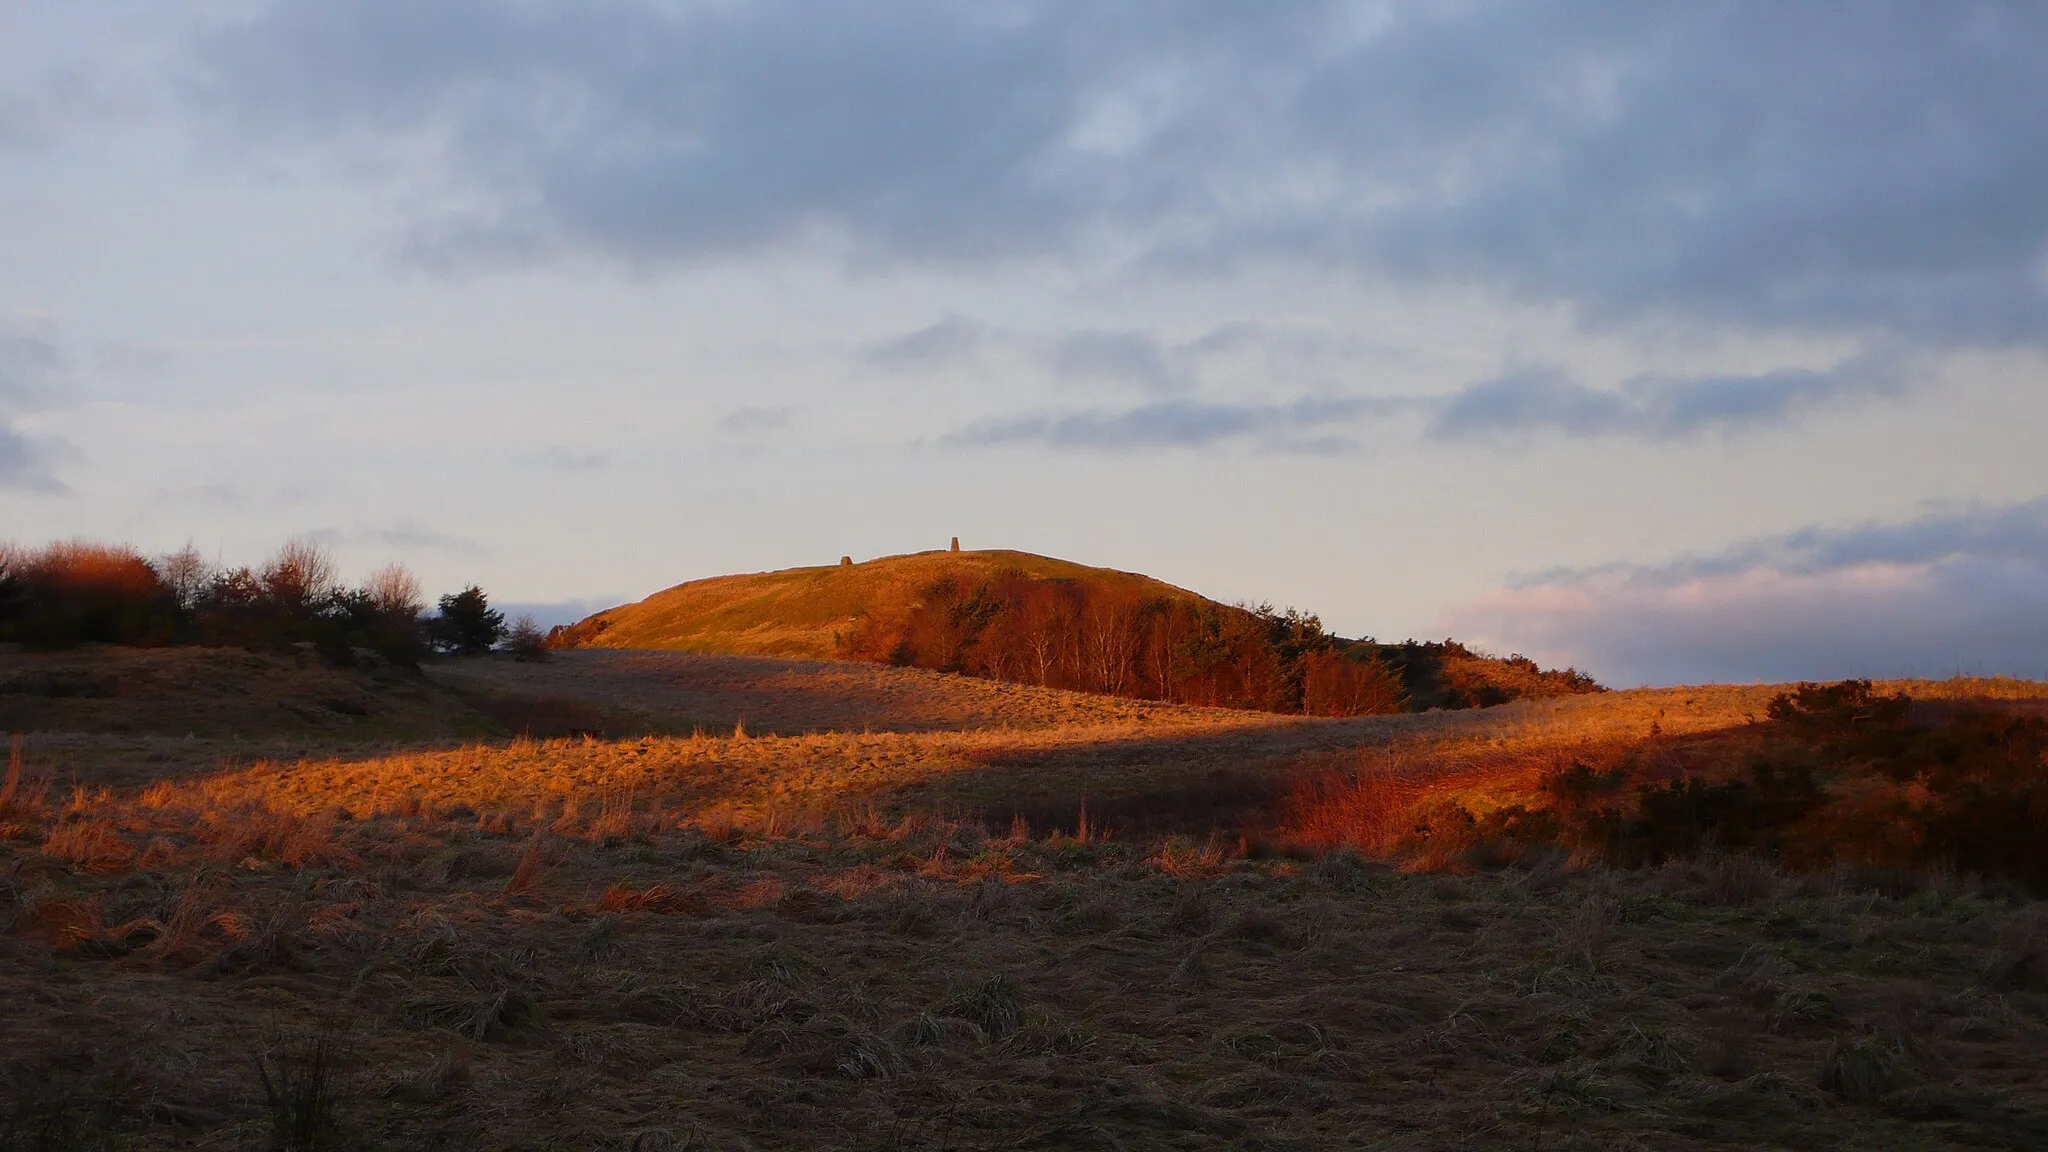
[
  {"left": 0, "top": 535, "right": 507, "bottom": 666},
  {"left": 1335, "top": 680, "right": 2048, "bottom": 892}
]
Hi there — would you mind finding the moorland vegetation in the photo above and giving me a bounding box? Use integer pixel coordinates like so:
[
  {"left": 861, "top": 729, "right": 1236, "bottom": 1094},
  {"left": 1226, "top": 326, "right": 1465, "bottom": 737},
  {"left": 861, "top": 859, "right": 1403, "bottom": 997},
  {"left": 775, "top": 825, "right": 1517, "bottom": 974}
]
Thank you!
[
  {"left": 553, "top": 548, "right": 1602, "bottom": 717},
  {"left": 2, "top": 658, "right": 2045, "bottom": 1149},
  {"left": 4, "top": 539, "right": 2046, "bottom": 1148},
  {"left": 0, "top": 538, "right": 528, "bottom": 668}
]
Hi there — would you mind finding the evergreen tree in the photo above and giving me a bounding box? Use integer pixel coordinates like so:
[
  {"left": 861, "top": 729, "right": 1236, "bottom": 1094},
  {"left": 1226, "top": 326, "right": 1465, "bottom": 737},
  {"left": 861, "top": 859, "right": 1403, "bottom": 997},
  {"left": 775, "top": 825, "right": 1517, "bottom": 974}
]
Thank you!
[{"left": 430, "top": 585, "right": 505, "bottom": 655}]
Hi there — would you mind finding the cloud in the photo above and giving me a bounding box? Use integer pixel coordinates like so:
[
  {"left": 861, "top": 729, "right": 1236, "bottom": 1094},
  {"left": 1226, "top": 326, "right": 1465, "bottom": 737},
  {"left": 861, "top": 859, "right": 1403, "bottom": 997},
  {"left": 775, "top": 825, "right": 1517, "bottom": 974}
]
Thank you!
[
  {"left": 0, "top": 60, "right": 150, "bottom": 153},
  {"left": 0, "top": 316, "right": 73, "bottom": 493},
  {"left": 182, "top": 2, "right": 2048, "bottom": 346},
  {"left": 943, "top": 350, "right": 1908, "bottom": 452},
  {"left": 947, "top": 396, "right": 1401, "bottom": 451},
  {"left": 0, "top": 319, "right": 63, "bottom": 409},
  {"left": 310, "top": 520, "right": 484, "bottom": 555},
  {"left": 496, "top": 596, "right": 622, "bottom": 630},
  {"left": 0, "top": 426, "right": 67, "bottom": 494},
  {"left": 1447, "top": 498, "right": 2048, "bottom": 686},
  {"left": 524, "top": 447, "right": 611, "bottom": 472},
  {"left": 719, "top": 406, "right": 796, "bottom": 434},
  {"left": 864, "top": 316, "right": 984, "bottom": 371},
  {"left": 1428, "top": 354, "right": 1911, "bottom": 442},
  {"left": 1046, "top": 329, "right": 1177, "bottom": 391}
]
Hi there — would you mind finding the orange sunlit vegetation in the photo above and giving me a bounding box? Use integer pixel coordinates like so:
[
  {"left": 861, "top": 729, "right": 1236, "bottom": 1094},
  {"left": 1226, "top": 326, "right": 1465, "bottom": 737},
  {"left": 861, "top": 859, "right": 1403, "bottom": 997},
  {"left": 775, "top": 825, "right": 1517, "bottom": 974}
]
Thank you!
[
  {"left": 0, "top": 535, "right": 525, "bottom": 664},
  {"left": 1276, "top": 680, "right": 2048, "bottom": 892},
  {"left": 556, "top": 550, "right": 1602, "bottom": 717},
  {"left": 6, "top": 649, "right": 2048, "bottom": 1147}
]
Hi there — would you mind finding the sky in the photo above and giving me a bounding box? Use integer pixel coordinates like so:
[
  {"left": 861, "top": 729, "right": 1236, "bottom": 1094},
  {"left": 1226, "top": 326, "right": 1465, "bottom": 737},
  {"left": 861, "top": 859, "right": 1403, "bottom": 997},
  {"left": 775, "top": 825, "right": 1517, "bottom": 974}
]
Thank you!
[{"left": 3, "top": 1, "right": 2046, "bottom": 687}]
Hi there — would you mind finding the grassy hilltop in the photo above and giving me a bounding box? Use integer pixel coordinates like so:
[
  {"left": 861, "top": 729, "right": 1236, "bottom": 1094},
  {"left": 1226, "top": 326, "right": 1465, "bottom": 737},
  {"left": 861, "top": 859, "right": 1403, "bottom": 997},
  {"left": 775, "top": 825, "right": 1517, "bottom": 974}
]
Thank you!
[
  {"left": 553, "top": 549, "right": 1200, "bottom": 659},
  {"left": 553, "top": 548, "right": 1601, "bottom": 714}
]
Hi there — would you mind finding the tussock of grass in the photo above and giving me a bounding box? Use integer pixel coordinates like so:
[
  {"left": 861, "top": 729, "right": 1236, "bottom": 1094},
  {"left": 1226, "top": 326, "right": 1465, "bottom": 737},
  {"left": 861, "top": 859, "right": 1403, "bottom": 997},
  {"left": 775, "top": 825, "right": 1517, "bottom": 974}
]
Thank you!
[{"left": 3, "top": 658, "right": 2047, "bottom": 1147}]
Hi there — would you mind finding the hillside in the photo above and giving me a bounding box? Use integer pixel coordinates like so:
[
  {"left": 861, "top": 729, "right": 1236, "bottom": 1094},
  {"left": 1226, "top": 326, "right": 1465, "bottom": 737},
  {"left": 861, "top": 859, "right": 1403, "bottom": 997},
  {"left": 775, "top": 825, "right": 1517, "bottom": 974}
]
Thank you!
[
  {"left": 0, "top": 644, "right": 502, "bottom": 744},
  {"left": 552, "top": 547, "right": 1601, "bottom": 714},
  {"left": 550, "top": 548, "right": 1204, "bottom": 658}
]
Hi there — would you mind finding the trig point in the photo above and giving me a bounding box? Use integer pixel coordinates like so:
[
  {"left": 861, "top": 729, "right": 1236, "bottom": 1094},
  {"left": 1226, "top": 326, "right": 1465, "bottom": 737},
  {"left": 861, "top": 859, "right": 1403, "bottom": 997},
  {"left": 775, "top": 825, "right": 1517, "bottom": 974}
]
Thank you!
[
  {"left": 840, "top": 555, "right": 852, "bottom": 567},
  {"left": 950, "top": 536, "right": 961, "bottom": 552}
]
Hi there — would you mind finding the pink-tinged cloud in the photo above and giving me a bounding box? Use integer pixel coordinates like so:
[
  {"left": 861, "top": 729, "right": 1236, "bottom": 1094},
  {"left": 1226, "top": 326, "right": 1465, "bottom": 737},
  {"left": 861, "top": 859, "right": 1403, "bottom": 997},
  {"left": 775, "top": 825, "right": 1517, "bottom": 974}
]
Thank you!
[{"left": 1446, "top": 500, "right": 2048, "bottom": 687}]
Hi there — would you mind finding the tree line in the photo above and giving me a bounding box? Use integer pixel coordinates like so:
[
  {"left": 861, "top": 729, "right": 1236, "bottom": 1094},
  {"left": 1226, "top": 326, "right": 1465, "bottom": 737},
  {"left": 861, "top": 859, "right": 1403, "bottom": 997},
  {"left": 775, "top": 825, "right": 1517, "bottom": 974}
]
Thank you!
[
  {"left": 0, "top": 537, "right": 542, "bottom": 666},
  {"left": 826, "top": 571, "right": 1600, "bottom": 715}
]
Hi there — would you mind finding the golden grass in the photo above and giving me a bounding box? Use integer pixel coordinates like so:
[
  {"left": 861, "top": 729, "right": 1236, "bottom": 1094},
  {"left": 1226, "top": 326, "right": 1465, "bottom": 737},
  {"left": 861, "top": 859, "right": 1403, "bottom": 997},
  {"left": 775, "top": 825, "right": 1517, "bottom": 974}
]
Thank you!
[
  {"left": 567, "top": 547, "right": 1208, "bottom": 657},
  {"left": 4, "top": 659, "right": 2047, "bottom": 1148}
]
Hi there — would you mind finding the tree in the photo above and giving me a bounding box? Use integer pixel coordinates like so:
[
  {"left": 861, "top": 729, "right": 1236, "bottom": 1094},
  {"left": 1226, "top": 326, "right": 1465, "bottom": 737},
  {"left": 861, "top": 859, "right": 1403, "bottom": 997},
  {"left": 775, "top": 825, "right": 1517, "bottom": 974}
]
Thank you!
[
  {"left": 430, "top": 586, "right": 505, "bottom": 655},
  {"left": 337, "top": 563, "right": 427, "bottom": 668},
  {"left": 506, "top": 613, "right": 549, "bottom": 662},
  {"left": 153, "top": 543, "right": 212, "bottom": 613},
  {"left": 260, "top": 537, "right": 341, "bottom": 617},
  {"left": 364, "top": 563, "right": 424, "bottom": 621}
]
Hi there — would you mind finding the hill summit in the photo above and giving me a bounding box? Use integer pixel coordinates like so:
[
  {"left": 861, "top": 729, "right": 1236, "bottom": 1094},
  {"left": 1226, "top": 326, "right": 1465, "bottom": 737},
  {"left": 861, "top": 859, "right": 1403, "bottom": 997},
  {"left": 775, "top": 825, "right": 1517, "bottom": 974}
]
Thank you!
[{"left": 552, "top": 547, "right": 1601, "bottom": 715}]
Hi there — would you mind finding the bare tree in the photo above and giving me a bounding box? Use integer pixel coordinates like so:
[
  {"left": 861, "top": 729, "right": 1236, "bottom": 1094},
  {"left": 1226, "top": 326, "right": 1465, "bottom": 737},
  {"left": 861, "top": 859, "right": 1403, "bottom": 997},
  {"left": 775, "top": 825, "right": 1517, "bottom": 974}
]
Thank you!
[
  {"left": 507, "top": 613, "right": 549, "bottom": 662},
  {"left": 154, "top": 543, "right": 212, "bottom": 611},
  {"left": 1081, "top": 597, "right": 1143, "bottom": 696},
  {"left": 364, "top": 562, "right": 424, "bottom": 621},
  {"left": 261, "top": 536, "right": 341, "bottom": 614}
]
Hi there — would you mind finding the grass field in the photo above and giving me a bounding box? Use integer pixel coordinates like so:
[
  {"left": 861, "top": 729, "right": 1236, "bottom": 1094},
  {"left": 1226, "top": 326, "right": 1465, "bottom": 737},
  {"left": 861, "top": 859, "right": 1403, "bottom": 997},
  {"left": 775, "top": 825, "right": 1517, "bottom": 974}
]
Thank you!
[{"left": 3, "top": 646, "right": 2047, "bottom": 1149}]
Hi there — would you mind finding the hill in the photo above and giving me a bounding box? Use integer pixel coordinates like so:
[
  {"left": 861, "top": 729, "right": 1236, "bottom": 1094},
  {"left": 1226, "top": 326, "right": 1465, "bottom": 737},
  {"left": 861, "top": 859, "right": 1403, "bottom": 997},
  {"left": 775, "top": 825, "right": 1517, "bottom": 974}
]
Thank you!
[
  {"left": 551, "top": 547, "right": 1601, "bottom": 714},
  {"left": 549, "top": 549, "right": 1202, "bottom": 658}
]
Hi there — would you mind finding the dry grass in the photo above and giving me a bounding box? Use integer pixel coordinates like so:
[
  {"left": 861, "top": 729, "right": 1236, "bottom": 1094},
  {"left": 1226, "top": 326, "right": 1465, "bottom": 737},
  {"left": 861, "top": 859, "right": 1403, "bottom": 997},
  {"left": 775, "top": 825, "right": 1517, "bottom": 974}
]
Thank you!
[
  {"left": 0, "top": 644, "right": 513, "bottom": 743},
  {"left": 431, "top": 648, "right": 1237, "bottom": 736},
  {"left": 559, "top": 547, "right": 1201, "bottom": 658},
  {"left": 3, "top": 656, "right": 2046, "bottom": 1149}
]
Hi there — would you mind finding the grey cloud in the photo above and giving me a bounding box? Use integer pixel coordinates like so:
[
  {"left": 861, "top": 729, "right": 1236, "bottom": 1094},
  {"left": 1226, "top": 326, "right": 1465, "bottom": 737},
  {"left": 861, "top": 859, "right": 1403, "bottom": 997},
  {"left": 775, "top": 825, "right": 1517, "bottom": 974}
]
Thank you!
[
  {"left": 0, "top": 321, "right": 62, "bottom": 408},
  {"left": 0, "top": 63, "right": 146, "bottom": 152},
  {"left": 865, "top": 316, "right": 1372, "bottom": 394},
  {"left": 719, "top": 406, "right": 796, "bottom": 434},
  {"left": 1429, "top": 355, "right": 1909, "bottom": 442},
  {"left": 945, "top": 351, "right": 1903, "bottom": 453},
  {"left": 191, "top": 0, "right": 1094, "bottom": 267},
  {"left": 0, "top": 317, "right": 71, "bottom": 493},
  {"left": 1784, "top": 499, "right": 2048, "bottom": 572},
  {"left": 525, "top": 447, "right": 611, "bottom": 472},
  {"left": 948, "top": 396, "right": 1400, "bottom": 451},
  {"left": 1529, "top": 497, "right": 2048, "bottom": 588},
  {"left": 865, "top": 316, "right": 984, "bottom": 371},
  {"left": 184, "top": 2, "right": 2048, "bottom": 346},
  {"left": 311, "top": 521, "right": 484, "bottom": 555},
  {"left": 0, "top": 426, "right": 68, "bottom": 494},
  {"left": 1455, "top": 499, "right": 2048, "bottom": 685},
  {"left": 1047, "top": 329, "right": 1176, "bottom": 391}
]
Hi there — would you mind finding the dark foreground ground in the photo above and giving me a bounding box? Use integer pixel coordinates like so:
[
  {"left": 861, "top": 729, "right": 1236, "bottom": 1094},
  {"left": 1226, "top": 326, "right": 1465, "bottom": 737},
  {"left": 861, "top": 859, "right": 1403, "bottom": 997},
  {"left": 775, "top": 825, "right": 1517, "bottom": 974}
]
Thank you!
[{"left": 6, "top": 813, "right": 2047, "bottom": 1151}]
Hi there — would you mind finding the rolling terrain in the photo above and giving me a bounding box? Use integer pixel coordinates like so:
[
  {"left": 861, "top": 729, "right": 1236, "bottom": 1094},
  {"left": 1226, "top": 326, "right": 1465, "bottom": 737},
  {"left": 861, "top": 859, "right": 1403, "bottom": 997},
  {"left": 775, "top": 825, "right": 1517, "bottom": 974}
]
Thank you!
[
  {"left": 550, "top": 549, "right": 1197, "bottom": 660},
  {"left": 550, "top": 548, "right": 1602, "bottom": 713},
  {"left": 2, "top": 645, "right": 2046, "bottom": 1149}
]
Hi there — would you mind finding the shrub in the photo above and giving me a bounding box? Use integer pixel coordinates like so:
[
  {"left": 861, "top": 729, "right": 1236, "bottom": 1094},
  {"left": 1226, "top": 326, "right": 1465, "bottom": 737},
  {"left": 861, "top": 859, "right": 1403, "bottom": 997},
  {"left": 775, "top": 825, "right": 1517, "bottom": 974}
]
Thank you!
[
  {"left": 428, "top": 586, "right": 505, "bottom": 656},
  {"left": 0, "top": 540, "right": 179, "bottom": 647},
  {"left": 506, "top": 615, "right": 549, "bottom": 663}
]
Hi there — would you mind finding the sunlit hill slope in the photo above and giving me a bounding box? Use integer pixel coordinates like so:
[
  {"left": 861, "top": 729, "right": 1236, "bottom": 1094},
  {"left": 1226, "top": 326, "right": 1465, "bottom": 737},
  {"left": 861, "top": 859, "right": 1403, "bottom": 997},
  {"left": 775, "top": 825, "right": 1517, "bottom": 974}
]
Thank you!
[
  {"left": 551, "top": 547, "right": 1601, "bottom": 713},
  {"left": 552, "top": 548, "right": 1200, "bottom": 658}
]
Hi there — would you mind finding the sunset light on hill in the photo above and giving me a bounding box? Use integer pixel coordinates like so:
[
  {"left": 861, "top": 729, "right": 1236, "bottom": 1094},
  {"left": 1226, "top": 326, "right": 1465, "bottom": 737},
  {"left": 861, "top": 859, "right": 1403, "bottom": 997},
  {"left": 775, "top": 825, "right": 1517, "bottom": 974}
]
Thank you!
[{"left": 4, "top": 4, "right": 2047, "bottom": 1148}]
